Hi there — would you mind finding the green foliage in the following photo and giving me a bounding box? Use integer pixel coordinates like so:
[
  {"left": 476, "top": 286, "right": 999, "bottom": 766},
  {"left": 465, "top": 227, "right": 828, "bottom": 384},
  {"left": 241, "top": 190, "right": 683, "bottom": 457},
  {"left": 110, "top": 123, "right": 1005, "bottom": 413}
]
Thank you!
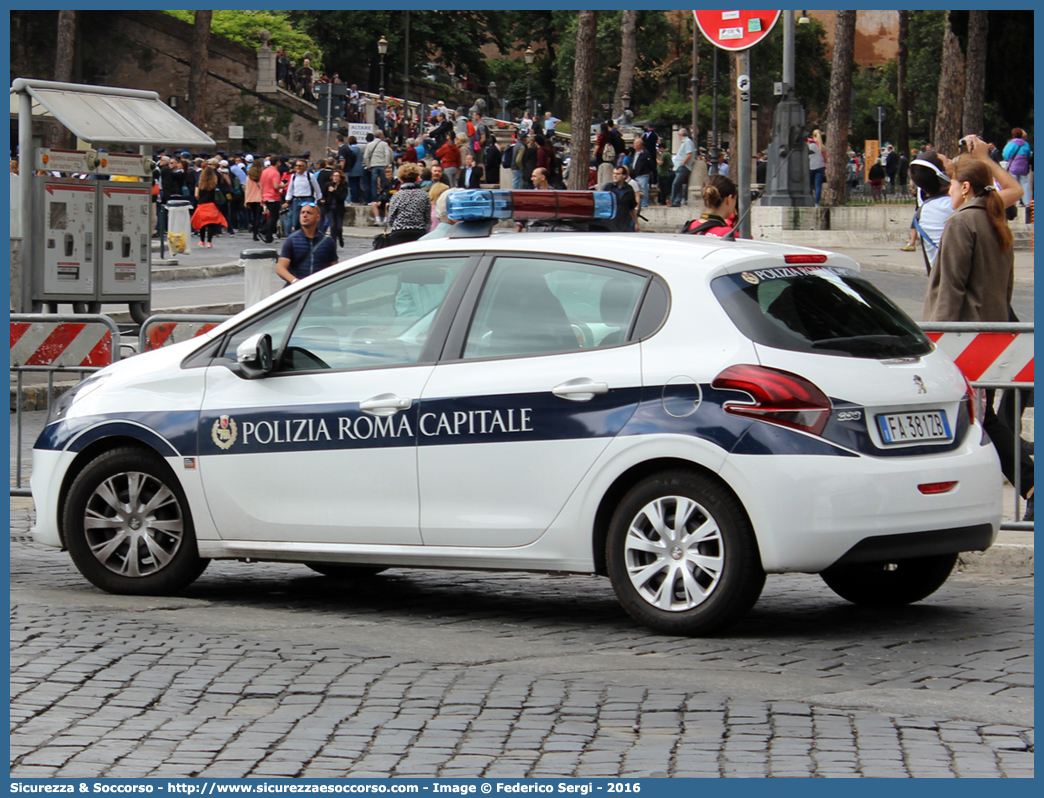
[
  {"left": 631, "top": 14, "right": 830, "bottom": 146},
  {"left": 287, "top": 11, "right": 509, "bottom": 90},
  {"left": 163, "top": 10, "right": 321, "bottom": 68},
  {"left": 851, "top": 61, "right": 900, "bottom": 149},
  {"left": 553, "top": 11, "right": 674, "bottom": 117},
  {"left": 905, "top": 10, "right": 944, "bottom": 143},
  {"left": 642, "top": 88, "right": 696, "bottom": 128}
]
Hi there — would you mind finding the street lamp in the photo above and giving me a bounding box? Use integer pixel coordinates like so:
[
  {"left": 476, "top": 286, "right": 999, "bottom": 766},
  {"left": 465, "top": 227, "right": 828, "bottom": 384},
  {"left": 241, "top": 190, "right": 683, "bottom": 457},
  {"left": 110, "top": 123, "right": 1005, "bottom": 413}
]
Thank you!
[
  {"left": 378, "top": 35, "right": 388, "bottom": 101},
  {"left": 761, "top": 9, "right": 814, "bottom": 206},
  {"left": 524, "top": 47, "right": 535, "bottom": 118}
]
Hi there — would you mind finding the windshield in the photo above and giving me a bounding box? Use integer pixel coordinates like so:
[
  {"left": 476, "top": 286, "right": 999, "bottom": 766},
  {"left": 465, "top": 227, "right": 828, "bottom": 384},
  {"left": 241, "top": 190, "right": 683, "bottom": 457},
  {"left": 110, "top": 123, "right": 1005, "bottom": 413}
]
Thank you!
[{"left": 712, "top": 265, "right": 933, "bottom": 359}]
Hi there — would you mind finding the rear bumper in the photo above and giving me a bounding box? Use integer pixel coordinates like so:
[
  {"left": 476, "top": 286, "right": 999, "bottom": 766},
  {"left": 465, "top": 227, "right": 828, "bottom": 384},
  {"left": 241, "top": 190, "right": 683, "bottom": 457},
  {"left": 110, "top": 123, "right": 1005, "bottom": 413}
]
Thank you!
[
  {"left": 719, "top": 430, "right": 1003, "bottom": 573},
  {"left": 827, "top": 523, "right": 995, "bottom": 569}
]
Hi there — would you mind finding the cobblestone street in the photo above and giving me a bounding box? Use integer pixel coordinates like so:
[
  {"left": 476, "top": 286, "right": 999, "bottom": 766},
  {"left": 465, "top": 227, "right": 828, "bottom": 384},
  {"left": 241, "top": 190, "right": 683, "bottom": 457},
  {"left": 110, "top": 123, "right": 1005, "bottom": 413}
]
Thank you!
[{"left": 10, "top": 499, "right": 1034, "bottom": 779}]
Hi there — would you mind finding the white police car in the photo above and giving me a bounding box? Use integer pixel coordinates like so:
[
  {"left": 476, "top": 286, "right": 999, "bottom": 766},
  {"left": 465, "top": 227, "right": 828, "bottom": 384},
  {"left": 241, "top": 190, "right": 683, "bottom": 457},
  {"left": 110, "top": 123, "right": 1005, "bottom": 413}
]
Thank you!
[{"left": 31, "top": 190, "right": 1001, "bottom": 636}]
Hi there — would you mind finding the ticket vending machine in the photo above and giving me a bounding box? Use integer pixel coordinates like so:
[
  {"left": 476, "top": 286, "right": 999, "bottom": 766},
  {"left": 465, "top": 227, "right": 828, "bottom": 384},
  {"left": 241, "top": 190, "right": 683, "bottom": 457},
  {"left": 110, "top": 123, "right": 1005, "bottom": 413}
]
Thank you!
[
  {"left": 32, "top": 176, "right": 151, "bottom": 320},
  {"left": 33, "top": 177, "right": 97, "bottom": 308},
  {"left": 98, "top": 183, "right": 151, "bottom": 304}
]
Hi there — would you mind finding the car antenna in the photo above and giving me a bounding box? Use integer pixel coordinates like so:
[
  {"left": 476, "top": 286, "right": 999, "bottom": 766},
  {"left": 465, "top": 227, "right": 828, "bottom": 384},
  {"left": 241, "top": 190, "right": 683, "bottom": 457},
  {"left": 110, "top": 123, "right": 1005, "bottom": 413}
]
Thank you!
[{"left": 721, "top": 144, "right": 798, "bottom": 242}]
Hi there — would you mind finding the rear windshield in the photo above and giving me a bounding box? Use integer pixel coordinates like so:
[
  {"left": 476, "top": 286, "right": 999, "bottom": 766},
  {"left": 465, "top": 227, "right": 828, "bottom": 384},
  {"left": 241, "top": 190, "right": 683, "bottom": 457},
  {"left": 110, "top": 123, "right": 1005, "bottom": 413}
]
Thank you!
[{"left": 712, "top": 265, "right": 933, "bottom": 359}]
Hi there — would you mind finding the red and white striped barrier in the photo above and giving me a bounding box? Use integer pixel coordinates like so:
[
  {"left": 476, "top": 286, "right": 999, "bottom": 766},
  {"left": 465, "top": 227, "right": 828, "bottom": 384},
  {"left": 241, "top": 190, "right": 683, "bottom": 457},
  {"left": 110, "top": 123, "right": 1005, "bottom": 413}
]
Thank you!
[
  {"left": 10, "top": 317, "right": 117, "bottom": 368},
  {"left": 143, "top": 320, "right": 221, "bottom": 351},
  {"left": 925, "top": 331, "right": 1033, "bottom": 384},
  {"left": 138, "top": 315, "right": 229, "bottom": 353}
]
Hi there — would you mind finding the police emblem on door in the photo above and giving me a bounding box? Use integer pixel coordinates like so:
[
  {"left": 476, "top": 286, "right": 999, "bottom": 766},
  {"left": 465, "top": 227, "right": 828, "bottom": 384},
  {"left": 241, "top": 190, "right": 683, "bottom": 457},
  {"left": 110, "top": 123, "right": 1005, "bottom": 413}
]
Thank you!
[{"left": 212, "top": 414, "right": 238, "bottom": 450}]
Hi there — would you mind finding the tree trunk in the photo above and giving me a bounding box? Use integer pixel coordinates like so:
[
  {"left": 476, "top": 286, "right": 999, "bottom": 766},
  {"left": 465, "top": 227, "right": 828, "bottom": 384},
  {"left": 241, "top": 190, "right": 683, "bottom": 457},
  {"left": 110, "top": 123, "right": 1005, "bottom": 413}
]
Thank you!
[
  {"left": 962, "top": 10, "right": 988, "bottom": 139},
  {"left": 934, "top": 11, "right": 964, "bottom": 157},
  {"left": 568, "top": 11, "right": 598, "bottom": 190},
  {"left": 612, "top": 11, "right": 637, "bottom": 120},
  {"left": 47, "top": 10, "right": 76, "bottom": 149},
  {"left": 821, "top": 11, "right": 856, "bottom": 207},
  {"left": 186, "top": 10, "right": 213, "bottom": 131},
  {"left": 896, "top": 11, "right": 910, "bottom": 161}
]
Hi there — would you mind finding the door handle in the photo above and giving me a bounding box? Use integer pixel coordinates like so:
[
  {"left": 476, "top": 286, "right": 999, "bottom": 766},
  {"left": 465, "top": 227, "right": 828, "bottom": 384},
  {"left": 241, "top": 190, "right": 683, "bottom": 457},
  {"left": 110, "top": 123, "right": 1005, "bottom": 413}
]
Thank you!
[
  {"left": 359, "top": 393, "right": 412, "bottom": 416},
  {"left": 552, "top": 378, "right": 609, "bottom": 402}
]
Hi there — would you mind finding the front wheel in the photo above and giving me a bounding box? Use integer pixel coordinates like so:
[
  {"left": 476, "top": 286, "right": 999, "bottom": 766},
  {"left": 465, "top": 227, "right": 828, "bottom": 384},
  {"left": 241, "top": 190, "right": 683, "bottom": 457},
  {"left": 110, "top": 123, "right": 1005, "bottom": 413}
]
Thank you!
[
  {"left": 63, "top": 447, "right": 209, "bottom": 595},
  {"left": 606, "top": 470, "right": 764, "bottom": 636},
  {"left": 820, "top": 553, "right": 957, "bottom": 607}
]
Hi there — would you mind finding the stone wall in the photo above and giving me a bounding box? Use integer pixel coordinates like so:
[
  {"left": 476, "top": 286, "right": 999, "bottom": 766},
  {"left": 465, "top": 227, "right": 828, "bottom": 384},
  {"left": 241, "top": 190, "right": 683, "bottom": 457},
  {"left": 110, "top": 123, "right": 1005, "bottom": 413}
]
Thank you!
[{"left": 11, "top": 10, "right": 328, "bottom": 158}]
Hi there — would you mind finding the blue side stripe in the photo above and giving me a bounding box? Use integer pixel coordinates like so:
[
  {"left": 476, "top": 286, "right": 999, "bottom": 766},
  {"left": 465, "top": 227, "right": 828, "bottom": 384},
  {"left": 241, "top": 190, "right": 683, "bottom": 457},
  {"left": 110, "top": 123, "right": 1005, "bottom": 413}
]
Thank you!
[{"left": 35, "top": 386, "right": 962, "bottom": 461}]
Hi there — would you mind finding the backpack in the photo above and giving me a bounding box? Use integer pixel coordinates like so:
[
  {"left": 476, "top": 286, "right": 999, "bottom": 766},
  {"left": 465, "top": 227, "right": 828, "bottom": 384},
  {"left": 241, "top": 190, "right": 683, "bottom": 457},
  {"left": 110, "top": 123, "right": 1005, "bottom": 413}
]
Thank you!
[
  {"left": 230, "top": 172, "right": 242, "bottom": 195},
  {"left": 681, "top": 218, "right": 725, "bottom": 235},
  {"left": 602, "top": 141, "right": 616, "bottom": 163},
  {"left": 502, "top": 142, "right": 516, "bottom": 170}
]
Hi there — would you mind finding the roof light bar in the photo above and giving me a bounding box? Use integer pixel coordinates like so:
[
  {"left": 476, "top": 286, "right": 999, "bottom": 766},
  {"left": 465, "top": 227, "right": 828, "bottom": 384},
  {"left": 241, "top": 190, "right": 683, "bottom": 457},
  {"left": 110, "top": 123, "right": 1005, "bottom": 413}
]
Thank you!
[{"left": 447, "top": 190, "right": 616, "bottom": 223}]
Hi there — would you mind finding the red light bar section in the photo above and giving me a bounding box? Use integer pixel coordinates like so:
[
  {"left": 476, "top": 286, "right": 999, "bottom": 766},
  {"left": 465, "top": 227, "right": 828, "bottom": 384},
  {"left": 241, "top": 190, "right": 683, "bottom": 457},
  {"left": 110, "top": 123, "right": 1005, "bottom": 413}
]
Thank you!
[
  {"left": 510, "top": 191, "right": 596, "bottom": 220},
  {"left": 783, "top": 254, "right": 828, "bottom": 264}
]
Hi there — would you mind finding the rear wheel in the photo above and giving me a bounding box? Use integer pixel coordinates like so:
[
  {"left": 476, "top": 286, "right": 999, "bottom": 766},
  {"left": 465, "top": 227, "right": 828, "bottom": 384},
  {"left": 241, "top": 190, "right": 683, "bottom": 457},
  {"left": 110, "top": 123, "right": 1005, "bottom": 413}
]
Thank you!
[
  {"left": 63, "top": 447, "right": 208, "bottom": 594},
  {"left": 820, "top": 553, "right": 957, "bottom": 607},
  {"left": 305, "top": 563, "right": 387, "bottom": 579},
  {"left": 606, "top": 470, "right": 764, "bottom": 636}
]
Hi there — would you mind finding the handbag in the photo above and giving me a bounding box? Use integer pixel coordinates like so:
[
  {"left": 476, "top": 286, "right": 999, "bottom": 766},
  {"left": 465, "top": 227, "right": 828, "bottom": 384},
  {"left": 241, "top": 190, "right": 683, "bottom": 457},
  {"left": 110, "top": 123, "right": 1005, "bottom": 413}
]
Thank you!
[
  {"left": 214, "top": 189, "right": 226, "bottom": 204},
  {"left": 372, "top": 231, "right": 390, "bottom": 250}
]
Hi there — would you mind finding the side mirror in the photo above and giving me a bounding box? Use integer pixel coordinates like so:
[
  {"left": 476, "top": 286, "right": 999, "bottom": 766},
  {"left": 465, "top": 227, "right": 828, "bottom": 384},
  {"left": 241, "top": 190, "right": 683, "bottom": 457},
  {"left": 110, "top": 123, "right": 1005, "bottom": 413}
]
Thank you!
[{"left": 236, "top": 333, "right": 273, "bottom": 378}]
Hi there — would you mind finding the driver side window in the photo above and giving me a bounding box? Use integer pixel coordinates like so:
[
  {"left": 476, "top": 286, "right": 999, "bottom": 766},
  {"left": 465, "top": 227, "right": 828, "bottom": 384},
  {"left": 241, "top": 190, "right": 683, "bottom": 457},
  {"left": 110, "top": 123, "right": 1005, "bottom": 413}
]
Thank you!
[{"left": 279, "top": 257, "right": 467, "bottom": 372}]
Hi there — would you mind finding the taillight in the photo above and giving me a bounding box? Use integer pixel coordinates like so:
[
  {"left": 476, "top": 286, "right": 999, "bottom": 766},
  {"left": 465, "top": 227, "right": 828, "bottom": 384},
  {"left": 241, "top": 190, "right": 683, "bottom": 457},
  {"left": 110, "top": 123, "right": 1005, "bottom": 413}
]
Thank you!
[
  {"left": 963, "top": 376, "right": 982, "bottom": 426},
  {"left": 783, "top": 254, "right": 828, "bottom": 264},
  {"left": 713, "top": 364, "right": 832, "bottom": 436}
]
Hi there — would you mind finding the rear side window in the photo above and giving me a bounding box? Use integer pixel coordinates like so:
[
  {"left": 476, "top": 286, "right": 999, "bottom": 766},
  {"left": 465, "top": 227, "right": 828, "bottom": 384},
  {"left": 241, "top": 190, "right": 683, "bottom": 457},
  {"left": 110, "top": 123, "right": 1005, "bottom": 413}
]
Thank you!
[{"left": 712, "top": 265, "right": 933, "bottom": 359}]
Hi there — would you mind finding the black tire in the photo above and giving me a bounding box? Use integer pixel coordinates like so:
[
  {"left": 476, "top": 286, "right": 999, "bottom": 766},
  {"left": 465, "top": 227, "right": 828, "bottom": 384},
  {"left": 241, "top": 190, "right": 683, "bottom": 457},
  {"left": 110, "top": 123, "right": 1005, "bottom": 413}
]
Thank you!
[
  {"left": 820, "top": 553, "right": 957, "bottom": 607},
  {"left": 63, "top": 446, "right": 209, "bottom": 595},
  {"left": 606, "top": 470, "right": 765, "bottom": 636},
  {"left": 305, "top": 562, "right": 387, "bottom": 579}
]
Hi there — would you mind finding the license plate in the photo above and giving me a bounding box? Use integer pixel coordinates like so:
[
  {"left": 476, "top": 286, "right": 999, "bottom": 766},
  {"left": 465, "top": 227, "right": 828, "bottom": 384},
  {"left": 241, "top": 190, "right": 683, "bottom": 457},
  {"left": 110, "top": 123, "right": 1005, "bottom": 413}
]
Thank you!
[{"left": 876, "top": 410, "right": 952, "bottom": 445}]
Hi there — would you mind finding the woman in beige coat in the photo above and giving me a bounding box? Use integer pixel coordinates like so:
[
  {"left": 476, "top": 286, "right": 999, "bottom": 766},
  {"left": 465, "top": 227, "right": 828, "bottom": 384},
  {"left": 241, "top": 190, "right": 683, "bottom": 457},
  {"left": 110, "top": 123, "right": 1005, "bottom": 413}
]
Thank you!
[{"left": 923, "top": 158, "right": 1014, "bottom": 323}]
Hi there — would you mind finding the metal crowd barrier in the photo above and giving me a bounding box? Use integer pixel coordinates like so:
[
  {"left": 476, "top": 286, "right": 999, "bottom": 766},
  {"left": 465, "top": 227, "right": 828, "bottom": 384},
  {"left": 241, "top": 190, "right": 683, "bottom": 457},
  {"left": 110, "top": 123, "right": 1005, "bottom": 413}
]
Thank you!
[
  {"left": 921, "top": 321, "right": 1034, "bottom": 531},
  {"left": 10, "top": 313, "right": 122, "bottom": 497},
  {"left": 138, "top": 314, "right": 229, "bottom": 353}
]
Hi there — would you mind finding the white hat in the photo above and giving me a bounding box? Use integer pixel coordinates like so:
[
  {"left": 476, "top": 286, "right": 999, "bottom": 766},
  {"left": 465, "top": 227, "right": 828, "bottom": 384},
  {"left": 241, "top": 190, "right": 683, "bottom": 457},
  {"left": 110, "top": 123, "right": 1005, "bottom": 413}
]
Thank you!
[
  {"left": 219, "top": 159, "right": 229, "bottom": 167},
  {"left": 245, "top": 154, "right": 254, "bottom": 163}
]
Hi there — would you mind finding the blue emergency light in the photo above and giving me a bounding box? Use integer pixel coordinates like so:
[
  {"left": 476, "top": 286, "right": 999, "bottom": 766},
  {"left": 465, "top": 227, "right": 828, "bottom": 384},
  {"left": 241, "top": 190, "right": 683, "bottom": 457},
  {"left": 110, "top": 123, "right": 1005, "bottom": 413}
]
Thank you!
[{"left": 447, "top": 190, "right": 616, "bottom": 223}]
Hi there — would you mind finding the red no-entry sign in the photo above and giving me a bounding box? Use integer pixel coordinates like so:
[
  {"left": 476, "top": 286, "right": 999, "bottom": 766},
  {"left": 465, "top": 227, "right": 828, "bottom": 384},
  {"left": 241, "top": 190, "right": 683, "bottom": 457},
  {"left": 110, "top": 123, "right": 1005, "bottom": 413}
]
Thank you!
[{"left": 693, "top": 10, "right": 781, "bottom": 51}]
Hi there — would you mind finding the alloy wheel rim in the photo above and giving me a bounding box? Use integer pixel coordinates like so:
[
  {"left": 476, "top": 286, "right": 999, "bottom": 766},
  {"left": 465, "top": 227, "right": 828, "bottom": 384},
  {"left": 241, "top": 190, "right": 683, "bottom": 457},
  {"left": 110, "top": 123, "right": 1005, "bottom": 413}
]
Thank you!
[
  {"left": 624, "top": 495, "right": 724, "bottom": 611},
  {"left": 83, "top": 471, "right": 184, "bottom": 577}
]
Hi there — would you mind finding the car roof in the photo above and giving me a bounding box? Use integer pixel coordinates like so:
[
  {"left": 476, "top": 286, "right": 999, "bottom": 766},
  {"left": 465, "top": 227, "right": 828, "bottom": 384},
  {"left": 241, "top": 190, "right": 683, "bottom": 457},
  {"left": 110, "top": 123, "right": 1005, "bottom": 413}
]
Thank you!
[{"left": 362, "top": 232, "right": 862, "bottom": 279}]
